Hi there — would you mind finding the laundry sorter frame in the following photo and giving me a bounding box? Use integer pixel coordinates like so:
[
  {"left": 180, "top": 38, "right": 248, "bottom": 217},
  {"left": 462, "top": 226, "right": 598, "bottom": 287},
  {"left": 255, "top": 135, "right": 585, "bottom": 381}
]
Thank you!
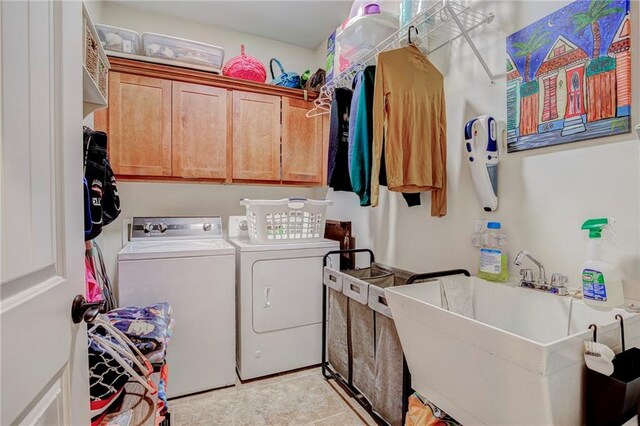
[{"left": 321, "top": 248, "right": 470, "bottom": 425}]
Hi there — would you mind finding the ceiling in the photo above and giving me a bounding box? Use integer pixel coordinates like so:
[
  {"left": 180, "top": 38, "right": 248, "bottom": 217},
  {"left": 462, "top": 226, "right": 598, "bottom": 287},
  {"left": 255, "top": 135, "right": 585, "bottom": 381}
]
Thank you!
[{"left": 110, "top": 0, "right": 353, "bottom": 49}]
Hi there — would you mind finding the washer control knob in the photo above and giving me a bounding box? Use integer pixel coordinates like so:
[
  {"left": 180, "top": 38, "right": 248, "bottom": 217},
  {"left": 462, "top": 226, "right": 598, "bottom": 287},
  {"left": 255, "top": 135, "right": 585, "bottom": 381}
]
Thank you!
[
  {"left": 157, "top": 222, "right": 168, "bottom": 233},
  {"left": 203, "top": 222, "right": 212, "bottom": 232},
  {"left": 143, "top": 222, "right": 154, "bottom": 234}
]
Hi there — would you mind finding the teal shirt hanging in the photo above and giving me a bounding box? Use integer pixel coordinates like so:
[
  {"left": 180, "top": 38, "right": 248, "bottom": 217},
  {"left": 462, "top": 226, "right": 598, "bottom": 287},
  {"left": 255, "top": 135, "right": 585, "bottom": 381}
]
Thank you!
[{"left": 349, "top": 71, "right": 371, "bottom": 206}]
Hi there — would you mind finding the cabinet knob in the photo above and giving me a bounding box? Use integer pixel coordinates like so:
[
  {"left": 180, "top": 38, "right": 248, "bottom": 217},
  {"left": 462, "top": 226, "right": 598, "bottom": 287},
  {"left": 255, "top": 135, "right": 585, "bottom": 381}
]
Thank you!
[{"left": 203, "top": 222, "right": 212, "bottom": 231}]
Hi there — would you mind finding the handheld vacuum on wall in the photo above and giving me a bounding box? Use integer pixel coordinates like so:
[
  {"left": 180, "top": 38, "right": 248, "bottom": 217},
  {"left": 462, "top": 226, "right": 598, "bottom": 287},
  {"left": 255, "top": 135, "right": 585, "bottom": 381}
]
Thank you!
[{"left": 464, "top": 115, "right": 506, "bottom": 212}]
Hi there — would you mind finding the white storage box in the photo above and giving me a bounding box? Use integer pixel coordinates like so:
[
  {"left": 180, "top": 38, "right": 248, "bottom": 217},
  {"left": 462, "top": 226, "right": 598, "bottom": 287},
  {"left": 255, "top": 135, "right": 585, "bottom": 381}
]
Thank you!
[
  {"left": 337, "top": 12, "right": 398, "bottom": 62},
  {"left": 142, "top": 32, "right": 225, "bottom": 69},
  {"left": 241, "top": 198, "right": 332, "bottom": 244},
  {"left": 96, "top": 24, "right": 141, "bottom": 55}
]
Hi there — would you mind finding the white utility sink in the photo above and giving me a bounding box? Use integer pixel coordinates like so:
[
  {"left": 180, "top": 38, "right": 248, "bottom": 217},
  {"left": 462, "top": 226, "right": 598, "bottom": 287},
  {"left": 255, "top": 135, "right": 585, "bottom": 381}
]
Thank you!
[{"left": 385, "top": 276, "right": 640, "bottom": 425}]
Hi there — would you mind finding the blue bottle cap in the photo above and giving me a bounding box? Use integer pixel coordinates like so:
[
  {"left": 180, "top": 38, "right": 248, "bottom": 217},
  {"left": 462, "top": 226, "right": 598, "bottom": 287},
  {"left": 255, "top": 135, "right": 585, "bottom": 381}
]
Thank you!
[{"left": 487, "top": 222, "right": 501, "bottom": 229}]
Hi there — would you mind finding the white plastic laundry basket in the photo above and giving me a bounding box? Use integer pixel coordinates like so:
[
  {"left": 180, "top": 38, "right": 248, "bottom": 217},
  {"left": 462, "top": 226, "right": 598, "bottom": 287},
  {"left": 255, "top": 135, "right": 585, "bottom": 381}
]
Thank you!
[{"left": 240, "top": 198, "right": 332, "bottom": 244}]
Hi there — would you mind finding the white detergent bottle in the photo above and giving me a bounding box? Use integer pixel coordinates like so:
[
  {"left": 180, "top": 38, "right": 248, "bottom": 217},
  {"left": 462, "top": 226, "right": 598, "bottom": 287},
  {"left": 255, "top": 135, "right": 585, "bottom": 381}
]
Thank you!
[{"left": 580, "top": 218, "right": 624, "bottom": 310}]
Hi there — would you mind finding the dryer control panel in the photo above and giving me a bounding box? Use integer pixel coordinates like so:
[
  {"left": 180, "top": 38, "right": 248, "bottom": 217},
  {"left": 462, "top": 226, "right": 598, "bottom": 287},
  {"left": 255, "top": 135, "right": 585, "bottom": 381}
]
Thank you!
[{"left": 130, "top": 216, "right": 223, "bottom": 239}]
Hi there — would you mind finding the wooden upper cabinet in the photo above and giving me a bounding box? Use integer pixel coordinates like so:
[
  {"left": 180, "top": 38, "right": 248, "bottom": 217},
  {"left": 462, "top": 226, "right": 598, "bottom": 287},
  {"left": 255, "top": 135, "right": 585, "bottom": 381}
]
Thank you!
[
  {"left": 108, "top": 72, "right": 172, "bottom": 176},
  {"left": 232, "top": 91, "right": 281, "bottom": 182},
  {"left": 99, "top": 59, "right": 327, "bottom": 186},
  {"left": 172, "top": 82, "right": 229, "bottom": 180},
  {"left": 281, "top": 98, "right": 324, "bottom": 184}
]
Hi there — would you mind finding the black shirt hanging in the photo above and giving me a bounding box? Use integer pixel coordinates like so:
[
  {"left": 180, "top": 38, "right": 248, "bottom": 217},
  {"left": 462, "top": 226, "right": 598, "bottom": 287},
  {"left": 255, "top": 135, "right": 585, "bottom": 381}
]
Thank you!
[
  {"left": 83, "top": 127, "right": 121, "bottom": 240},
  {"left": 327, "top": 87, "right": 353, "bottom": 192}
]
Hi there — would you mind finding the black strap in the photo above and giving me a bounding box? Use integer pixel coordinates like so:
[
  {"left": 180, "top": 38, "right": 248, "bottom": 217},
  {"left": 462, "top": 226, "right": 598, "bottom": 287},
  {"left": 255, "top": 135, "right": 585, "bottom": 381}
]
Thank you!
[{"left": 269, "top": 58, "right": 285, "bottom": 79}]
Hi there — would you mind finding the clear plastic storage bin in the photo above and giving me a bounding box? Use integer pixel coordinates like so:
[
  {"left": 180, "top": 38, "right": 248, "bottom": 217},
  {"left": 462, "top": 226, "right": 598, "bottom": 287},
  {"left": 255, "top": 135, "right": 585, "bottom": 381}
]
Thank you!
[
  {"left": 337, "top": 12, "right": 399, "bottom": 62},
  {"left": 142, "top": 32, "right": 225, "bottom": 69},
  {"left": 95, "top": 24, "right": 142, "bottom": 55},
  {"left": 240, "top": 198, "right": 332, "bottom": 244}
]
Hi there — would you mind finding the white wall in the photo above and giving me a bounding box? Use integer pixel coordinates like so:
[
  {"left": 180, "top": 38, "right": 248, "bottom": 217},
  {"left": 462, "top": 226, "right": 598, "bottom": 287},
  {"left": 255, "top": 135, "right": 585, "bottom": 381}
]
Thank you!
[
  {"left": 96, "top": 1, "right": 324, "bottom": 72},
  {"left": 84, "top": 0, "right": 103, "bottom": 23},
  {"left": 321, "top": 0, "right": 640, "bottom": 302},
  {"left": 314, "top": 39, "right": 328, "bottom": 73}
]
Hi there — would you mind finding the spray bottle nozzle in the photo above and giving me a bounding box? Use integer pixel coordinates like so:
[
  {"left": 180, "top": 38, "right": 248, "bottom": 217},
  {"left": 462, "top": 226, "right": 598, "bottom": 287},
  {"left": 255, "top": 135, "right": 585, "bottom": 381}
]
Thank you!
[{"left": 581, "top": 218, "right": 615, "bottom": 239}]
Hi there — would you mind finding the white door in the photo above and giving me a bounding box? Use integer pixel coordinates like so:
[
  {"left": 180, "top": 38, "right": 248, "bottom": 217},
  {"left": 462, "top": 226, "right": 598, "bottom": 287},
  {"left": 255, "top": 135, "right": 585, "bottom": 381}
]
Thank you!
[{"left": 1, "top": 1, "right": 90, "bottom": 425}]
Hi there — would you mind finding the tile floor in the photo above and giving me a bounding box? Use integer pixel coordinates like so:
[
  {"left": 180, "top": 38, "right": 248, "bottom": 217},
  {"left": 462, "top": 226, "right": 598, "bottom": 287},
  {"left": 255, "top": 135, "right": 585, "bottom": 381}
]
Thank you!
[{"left": 170, "top": 367, "right": 377, "bottom": 425}]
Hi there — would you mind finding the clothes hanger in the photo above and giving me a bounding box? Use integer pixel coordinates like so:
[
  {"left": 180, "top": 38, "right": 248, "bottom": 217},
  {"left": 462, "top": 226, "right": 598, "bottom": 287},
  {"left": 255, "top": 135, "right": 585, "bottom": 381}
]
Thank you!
[
  {"left": 306, "top": 87, "right": 332, "bottom": 117},
  {"left": 408, "top": 25, "right": 419, "bottom": 44}
]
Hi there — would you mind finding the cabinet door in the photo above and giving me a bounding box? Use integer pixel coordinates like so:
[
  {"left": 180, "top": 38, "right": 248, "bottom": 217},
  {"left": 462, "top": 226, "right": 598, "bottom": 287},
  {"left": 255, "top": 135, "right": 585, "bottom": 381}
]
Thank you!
[
  {"left": 232, "top": 91, "right": 281, "bottom": 182},
  {"left": 109, "top": 72, "right": 172, "bottom": 176},
  {"left": 172, "top": 82, "right": 230, "bottom": 180},
  {"left": 281, "top": 98, "right": 323, "bottom": 184}
]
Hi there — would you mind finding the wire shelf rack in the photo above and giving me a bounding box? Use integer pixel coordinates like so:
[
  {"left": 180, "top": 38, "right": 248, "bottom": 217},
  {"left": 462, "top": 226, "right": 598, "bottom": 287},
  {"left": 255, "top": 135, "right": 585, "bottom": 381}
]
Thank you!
[{"left": 307, "top": 0, "right": 495, "bottom": 116}]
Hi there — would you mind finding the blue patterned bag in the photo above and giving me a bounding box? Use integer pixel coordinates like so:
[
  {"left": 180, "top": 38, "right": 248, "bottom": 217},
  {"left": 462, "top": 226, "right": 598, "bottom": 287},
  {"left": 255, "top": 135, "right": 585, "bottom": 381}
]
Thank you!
[{"left": 270, "top": 58, "right": 301, "bottom": 89}]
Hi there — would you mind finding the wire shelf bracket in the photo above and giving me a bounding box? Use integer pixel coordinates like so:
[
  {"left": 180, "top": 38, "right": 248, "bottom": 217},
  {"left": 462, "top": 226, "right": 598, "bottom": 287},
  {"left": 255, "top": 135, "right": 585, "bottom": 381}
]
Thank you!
[{"left": 307, "top": 0, "right": 496, "bottom": 117}]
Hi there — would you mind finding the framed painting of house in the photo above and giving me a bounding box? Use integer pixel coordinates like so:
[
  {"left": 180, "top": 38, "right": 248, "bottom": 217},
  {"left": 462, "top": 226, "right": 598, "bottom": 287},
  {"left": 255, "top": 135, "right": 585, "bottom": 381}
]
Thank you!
[{"left": 506, "top": 0, "right": 631, "bottom": 153}]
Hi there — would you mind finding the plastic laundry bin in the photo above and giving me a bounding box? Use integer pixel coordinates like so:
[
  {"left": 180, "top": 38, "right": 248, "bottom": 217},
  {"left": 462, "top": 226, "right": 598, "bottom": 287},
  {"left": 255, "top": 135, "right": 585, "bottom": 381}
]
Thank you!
[{"left": 241, "top": 198, "right": 332, "bottom": 244}]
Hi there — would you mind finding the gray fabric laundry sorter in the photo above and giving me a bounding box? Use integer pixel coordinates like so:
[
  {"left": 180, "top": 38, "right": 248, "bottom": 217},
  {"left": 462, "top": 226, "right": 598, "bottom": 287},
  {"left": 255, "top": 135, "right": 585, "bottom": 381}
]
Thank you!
[
  {"left": 322, "top": 249, "right": 417, "bottom": 426},
  {"left": 322, "top": 249, "right": 470, "bottom": 426}
]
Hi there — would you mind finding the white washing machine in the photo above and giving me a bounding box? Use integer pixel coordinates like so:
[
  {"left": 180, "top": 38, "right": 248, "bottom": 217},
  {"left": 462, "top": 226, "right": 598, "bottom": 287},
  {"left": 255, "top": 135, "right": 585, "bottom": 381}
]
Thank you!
[
  {"left": 117, "top": 217, "right": 236, "bottom": 398},
  {"left": 228, "top": 216, "right": 339, "bottom": 380}
]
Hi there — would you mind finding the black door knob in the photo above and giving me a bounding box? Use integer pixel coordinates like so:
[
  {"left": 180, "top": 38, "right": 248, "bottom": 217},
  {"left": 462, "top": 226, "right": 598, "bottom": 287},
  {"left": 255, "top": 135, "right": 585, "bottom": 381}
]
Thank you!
[{"left": 71, "top": 295, "right": 105, "bottom": 324}]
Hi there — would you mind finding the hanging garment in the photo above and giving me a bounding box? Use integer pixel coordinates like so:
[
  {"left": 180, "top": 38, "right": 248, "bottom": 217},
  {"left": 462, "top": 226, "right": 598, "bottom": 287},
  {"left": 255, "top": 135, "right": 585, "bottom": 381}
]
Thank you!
[
  {"left": 89, "top": 241, "right": 117, "bottom": 311},
  {"left": 372, "top": 44, "right": 447, "bottom": 217},
  {"left": 379, "top": 151, "right": 422, "bottom": 207},
  {"left": 350, "top": 66, "right": 421, "bottom": 207},
  {"left": 83, "top": 177, "right": 93, "bottom": 237},
  {"left": 85, "top": 257, "right": 104, "bottom": 303},
  {"left": 102, "top": 164, "right": 121, "bottom": 227},
  {"left": 348, "top": 71, "right": 368, "bottom": 205},
  {"left": 347, "top": 72, "right": 363, "bottom": 178},
  {"left": 83, "top": 127, "right": 121, "bottom": 239},
  {"left": 83, "top": 128, "right": 105, "bottom": 240},
  {"left": 327, "top": 88, "right": 353, "bottom": 192}
]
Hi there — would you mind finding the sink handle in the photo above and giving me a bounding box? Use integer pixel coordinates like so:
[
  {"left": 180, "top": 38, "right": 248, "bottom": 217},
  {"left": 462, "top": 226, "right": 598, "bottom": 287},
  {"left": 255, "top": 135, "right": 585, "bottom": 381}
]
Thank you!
[
  {"left": 520, "top": 269, "right": 533, "bottom": 282},
  {"left": 551, "top": 273, "right": 568, "bottom": 288}
]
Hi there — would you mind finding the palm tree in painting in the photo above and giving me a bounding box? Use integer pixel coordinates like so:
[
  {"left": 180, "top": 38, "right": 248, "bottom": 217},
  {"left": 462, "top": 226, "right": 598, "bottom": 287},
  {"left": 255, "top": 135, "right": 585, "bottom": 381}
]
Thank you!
[
  {"left": 573, "top": 0, "right": 624, "bottom": 58},
  {"left": 513, "top": 27, "right": 550, "bottom": 82}
]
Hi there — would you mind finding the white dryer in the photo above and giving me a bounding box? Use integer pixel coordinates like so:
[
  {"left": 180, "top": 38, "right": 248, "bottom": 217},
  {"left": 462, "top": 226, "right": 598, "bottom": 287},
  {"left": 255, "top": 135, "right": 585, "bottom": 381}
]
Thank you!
[
  {"left": 228, "top": 216, "right": 339, "bottom": 380},
  {"left": 118, "top": 217, "right": 236, "bottom": 398}
]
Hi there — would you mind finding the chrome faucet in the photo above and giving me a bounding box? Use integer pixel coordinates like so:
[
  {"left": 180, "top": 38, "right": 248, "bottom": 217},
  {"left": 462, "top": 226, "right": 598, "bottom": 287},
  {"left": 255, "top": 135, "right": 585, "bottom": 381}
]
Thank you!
[
  {"left": 514, "top": 250, "right": 568, "bottom": 296},
  {"left": 514, "top": 250, "right": 547, "bottom": 284}
]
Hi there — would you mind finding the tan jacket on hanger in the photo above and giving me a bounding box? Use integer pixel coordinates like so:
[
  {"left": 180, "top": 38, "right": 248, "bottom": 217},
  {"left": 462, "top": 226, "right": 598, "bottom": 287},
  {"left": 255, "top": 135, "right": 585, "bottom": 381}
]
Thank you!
[{"left": 371, "top": 44, "right": 447, "bottom": 217}]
